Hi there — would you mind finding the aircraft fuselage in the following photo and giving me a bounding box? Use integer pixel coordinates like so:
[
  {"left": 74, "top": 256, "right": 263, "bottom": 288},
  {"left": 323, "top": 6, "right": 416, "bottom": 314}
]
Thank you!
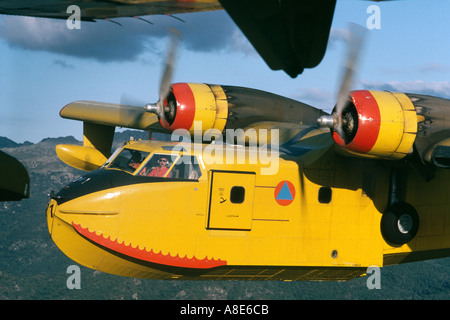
[{"left": 46, "top": 139, "right": 450, "bottom": 280}]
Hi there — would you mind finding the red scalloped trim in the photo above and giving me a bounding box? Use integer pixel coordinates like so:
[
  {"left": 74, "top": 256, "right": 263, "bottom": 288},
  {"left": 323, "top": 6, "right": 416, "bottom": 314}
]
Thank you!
[{"left": 72, "top": 222, "right": 227, "bottom": 269}]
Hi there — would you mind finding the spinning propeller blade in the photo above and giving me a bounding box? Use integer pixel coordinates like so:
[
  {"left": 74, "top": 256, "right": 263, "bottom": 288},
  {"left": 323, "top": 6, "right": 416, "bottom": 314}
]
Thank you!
[
  {"left": 144, "top": 28, "right": 182, "bottom": 124},
  {"left": 318, "top": 24, "right": 367, "bottom": 138}
]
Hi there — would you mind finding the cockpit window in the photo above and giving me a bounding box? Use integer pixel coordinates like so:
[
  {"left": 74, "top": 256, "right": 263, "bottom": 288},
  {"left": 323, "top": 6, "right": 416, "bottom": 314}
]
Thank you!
[
  {"left": 172, "top": 155, "right": 202, "bottom": 180},
  {"left": 138, "top": 153, "right": 173, "bottom": 177},
  {"left": 137, "top": 154, "right": 202, "bottom": 180},
  {"left": 106, "top": 147, "right": 202, "bottom": 180},
  {"left": 107, "top": 148, "right": 150, "bottom": 174}
]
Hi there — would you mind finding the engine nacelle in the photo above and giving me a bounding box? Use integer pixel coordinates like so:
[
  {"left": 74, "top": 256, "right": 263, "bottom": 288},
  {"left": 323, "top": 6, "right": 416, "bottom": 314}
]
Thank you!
[
  {"left": 157, "top": 82, "right": 325, "bottom": 145},
  {"left": 332, "top": 90, "right": 418, "bottom": 160},
  {"left": 158, "top": 83, "right": 228, "bottom": 135}
]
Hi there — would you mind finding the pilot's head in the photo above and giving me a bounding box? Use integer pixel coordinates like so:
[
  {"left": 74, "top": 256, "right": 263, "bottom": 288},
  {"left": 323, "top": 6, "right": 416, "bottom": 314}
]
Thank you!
[{"left": 158, "top": 157, "right": 168, "bottom": 167}]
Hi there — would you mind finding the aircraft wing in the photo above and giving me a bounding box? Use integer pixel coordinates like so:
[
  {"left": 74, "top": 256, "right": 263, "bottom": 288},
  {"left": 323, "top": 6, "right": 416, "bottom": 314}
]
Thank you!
[
  {"left": 407, "top": 94, "right": 450, "bottom": 169},
  {"left": 0, "top": 0, "right": 337, "bottom": 77},
  {"left": 0, "top": 150, "right": 30, "bottom": 201},
  {"left": 60, "top": 100, "right": 163, "bottom": 132},
  {"left": 56, "top": 100, "right": 169, "bottom": 171},
  {"left": 55, "top": 82, "right": 332, "bottom": 171},
  {"left": 0, "top": 0, "right": 222, "bottom": 20},
  {"left": 242, "top": 121, "right": 334, "bottom": 167},
  {"left": 219, "top": 0, "right": 336, "bottom": 78}
]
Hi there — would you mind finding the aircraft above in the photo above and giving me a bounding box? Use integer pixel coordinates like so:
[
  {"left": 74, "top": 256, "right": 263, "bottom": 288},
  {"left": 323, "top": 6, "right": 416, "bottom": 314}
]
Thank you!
[
  {"left": 0, "top": 151, "right": 29, "bottom": 201},
  {"left": 0, "top": 0, "right": 388, "bottom": 78}
]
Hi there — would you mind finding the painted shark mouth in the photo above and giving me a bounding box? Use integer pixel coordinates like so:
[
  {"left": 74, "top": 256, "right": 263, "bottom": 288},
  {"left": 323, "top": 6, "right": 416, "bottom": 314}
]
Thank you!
[{"left": 72, "top": 222, "right": 227, "bottom": 269}]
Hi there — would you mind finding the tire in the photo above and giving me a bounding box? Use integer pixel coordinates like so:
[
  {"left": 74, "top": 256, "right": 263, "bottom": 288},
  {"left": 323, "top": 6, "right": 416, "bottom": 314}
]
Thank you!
[{"left": 381, "top": 202, "right": 419, "bottom": 245}]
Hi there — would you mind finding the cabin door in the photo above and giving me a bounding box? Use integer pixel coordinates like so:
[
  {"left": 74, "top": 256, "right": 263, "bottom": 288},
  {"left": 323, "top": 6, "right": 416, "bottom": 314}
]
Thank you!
[{"left": 207, "top": 170, "right": 256, "bottom": 230}]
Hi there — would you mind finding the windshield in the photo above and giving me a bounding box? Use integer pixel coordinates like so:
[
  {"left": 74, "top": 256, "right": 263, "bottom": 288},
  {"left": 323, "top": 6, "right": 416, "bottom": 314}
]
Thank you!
[
  {"left": 137, "top": 153, "right": 174, "bottom": 177},
  {"left": 107, "top": 148, "right": 150, "bottom": 174},
  {"left": 107, "top": 147, "right": 202, "bottom": 180},
  {"left": 137, "top": 154, "right": 202, "bottom": 180}
]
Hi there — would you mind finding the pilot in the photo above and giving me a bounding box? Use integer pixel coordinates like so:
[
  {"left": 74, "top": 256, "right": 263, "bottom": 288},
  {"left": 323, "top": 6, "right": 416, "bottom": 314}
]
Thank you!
[
  {"left": 148, "top": 157, "right": 171, "bottom": 177},
  {"left": 128, "top": 151, "right": 142, "bottom": 170}
]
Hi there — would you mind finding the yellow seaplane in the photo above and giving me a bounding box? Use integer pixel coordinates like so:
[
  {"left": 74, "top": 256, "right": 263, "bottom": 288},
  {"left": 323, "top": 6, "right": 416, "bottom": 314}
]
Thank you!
[{"left": 47, "top": 32, "right": 450, "bottom": 281}]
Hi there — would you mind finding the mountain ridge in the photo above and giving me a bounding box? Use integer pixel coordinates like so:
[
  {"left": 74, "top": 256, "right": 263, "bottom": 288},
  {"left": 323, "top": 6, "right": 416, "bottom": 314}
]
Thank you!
[{"left": 0, "top": 136, "right": 33, "bottom": 148}]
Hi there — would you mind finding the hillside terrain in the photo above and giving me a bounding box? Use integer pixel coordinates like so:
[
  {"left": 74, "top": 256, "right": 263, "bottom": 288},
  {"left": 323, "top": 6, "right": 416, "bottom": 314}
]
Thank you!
[{"left": 0, "top": 131, "right": 449, "bottom": 300}]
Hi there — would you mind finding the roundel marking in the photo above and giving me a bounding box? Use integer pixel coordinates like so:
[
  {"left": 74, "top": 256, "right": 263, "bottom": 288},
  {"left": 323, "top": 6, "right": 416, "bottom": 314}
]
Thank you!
[{"left": 274, "top": 180, "right": 296, "bottom": 206}]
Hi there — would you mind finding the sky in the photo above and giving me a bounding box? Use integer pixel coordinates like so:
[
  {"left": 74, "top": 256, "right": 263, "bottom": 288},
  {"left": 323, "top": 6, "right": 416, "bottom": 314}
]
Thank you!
[{"left": 1, "top": 0, "right": 450, "bottom": 144}]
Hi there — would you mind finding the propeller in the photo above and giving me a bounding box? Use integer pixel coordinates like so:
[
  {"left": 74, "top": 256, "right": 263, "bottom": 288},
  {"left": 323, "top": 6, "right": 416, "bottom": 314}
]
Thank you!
[
  {"left": 116, "top": 29, "right": 182, "bottom": 138},
  {"left": 279, "top": 24, "right": 366, "bottom": 155},
  {"left": 317, "top": 23, "right": 367, "bottom": 141},
  {"left": 144, "top": 28, "right": 182, "bottom": 124}
]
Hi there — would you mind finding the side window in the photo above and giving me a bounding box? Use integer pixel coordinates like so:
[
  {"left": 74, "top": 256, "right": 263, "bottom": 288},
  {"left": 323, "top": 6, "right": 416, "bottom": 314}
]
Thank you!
[
  {"left": 171, "top": 155, "right": 202, "bottom": 180},
  {"left": 108, "top": 148, "right": 149, "bottom": 174},
  {"left": 318, "top": 187, "right": 332, "bottom": 204},
  {"left": 230, "top": 186, "right": 245, "bottom": 204}
]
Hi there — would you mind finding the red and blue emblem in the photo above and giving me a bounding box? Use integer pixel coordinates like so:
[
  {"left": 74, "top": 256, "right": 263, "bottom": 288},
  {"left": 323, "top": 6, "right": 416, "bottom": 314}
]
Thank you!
[{"left": 274, "top": 180, "right": 296, "bottom": 206}]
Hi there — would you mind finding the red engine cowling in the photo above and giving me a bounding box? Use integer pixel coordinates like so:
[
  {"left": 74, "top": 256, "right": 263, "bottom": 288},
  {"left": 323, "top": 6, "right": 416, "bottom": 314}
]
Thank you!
[
  {"left": 158, "top": 83, "right": 228, "bottom": 134},
  {"left": 331, "top": 90, "right": 418, "bottom": 160}
]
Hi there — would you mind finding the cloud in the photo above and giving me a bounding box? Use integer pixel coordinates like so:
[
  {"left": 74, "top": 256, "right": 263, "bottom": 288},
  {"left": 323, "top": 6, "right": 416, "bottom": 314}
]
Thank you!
[
  {"left": 292, "top": 87, "right": 334, "bottom": 110},
  {"left": 327, "top": 26, "right": 367, "bottom": 50},
  {"left": 53, "top": 59, "right": 74, "bottom": 69},
  {"left": 415, "top": 63, "right": 450, "bottom": 74},
  {"left": 0, "top": 11, "right": 240, "bottom": 62},
  {"left": 377, "top": 63, "right": 450, "bottom": 76},
  {"left": 327, "top": 27, "right": 354, "bottom": 49},
  {"left": 229, "top": 28, "right": 258, "bottom": 57},
  {"left": 360, "top": 79, "right": 450, "bottom": 99}
]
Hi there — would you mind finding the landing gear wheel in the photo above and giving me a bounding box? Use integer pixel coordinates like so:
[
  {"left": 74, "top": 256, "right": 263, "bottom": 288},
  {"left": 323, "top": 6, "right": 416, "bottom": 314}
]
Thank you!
[{"left": 381, "top": 202, "right": 419, "bottom": 246}]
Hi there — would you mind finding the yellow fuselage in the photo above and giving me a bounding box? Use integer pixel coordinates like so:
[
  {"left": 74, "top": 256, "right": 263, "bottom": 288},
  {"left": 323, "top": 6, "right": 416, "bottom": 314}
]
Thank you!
[{"left": 46, "top": 139, "right": 450, "bottom": 280}]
